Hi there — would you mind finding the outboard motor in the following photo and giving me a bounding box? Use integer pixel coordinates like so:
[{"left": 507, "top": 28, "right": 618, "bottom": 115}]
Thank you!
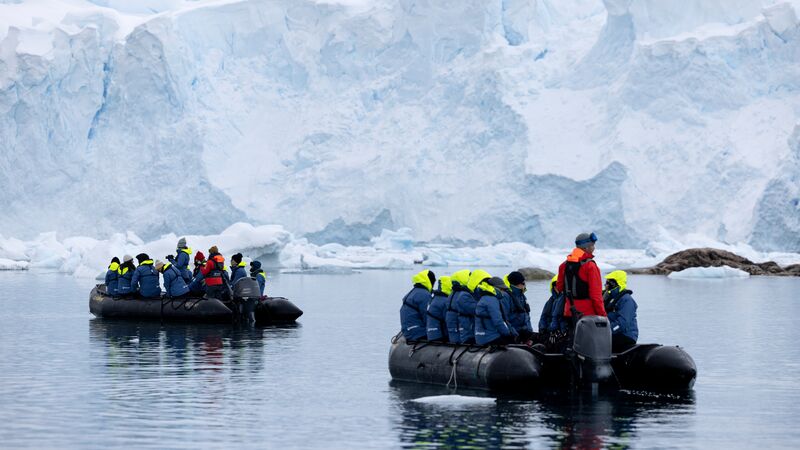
[
  {"left": 233, "top": 277, "right": 261, "bottom": 323},
  {"left": 571, "top": 316, "right": 613, "bottom": 385}
]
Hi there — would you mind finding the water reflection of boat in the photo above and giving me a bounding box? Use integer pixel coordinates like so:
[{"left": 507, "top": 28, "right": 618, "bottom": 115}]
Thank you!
[
  {"left": 88, "top": 319, "right": 300, "bottom": 376},
  {"left": 89, "top": 285, "right": 303, "bottom": 324},
  {"left": 389, "top": 381, "right": 695, "bottom": 449}
]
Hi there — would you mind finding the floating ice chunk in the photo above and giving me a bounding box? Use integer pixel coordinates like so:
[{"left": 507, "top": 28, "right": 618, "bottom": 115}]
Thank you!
[
  {"left": 0, "top": 258, "right": 29, "bottom": 270},
  {"left": 668, "top": 265, "right": 750, "bottom": 279},
  {"left": 372, "top": 228, "right": 414, "bottom": 251},
  {"left": 410, "top": 395, "right": 496, "bottom": 406}
]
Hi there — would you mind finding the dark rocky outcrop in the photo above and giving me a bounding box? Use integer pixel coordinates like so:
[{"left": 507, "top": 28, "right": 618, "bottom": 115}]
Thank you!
[
  {"left": 631, "top": 248, "right": 799, "bottom": 276},
  {"left": 517, "top": 267, "right": 556, "bottom": 281}
]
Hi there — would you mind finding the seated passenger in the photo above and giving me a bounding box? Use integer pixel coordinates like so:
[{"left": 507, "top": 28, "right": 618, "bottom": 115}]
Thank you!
[
  {"left": 504, "top": 271, "right": 533, "bottom": 341},
  {"left": 446, "top": 270, "right": 470, "bottom": 344},
  {"left": 229, "top": 252, "right": 247, "bottom": 286},
  {"left": 459, "top": 270, "right": 491, "bottom": 344},
  {"left": 193, "top": 251, "right": 206, "bottom": 277},
  {"left": 174, "top": 237, "right": 193, "bottom": 283},
  {"left": 131, "top": 253, "right": 160, "bottom": 298},
  {"left": 604, "top": 270, "right": 639, "bottom": 353},
  {"left": 202, "top": 246, "right": 230, "bottom": 301},
  {"left": 157, "top": 260, "right": 190, "bottom": 298},
  {"left": 426, "top": 276, "right": 452, "bottom": 342},
  {"left": 116, "top": 254, "right": 136, "bottom": 296},
  {"left": 105, "top": 257, "right": 120, "bottom": 296},
  {"left": 249, "top": 260, "right": 267, "bottom": 296},
  {"left": 400, "top": 269, "right": 435, "bottom": 341},
  {"left": 474, "top": 277, "right": 518, "bottom": 346}
]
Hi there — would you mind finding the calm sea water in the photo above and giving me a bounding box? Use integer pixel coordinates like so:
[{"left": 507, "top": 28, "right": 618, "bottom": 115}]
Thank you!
[{"left": 1, "top": 269, "right": 799, "bottom": 449}]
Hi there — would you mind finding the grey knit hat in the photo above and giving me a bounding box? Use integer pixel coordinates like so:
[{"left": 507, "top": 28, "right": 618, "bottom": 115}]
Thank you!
[
  {"left": 177, "top": 237, "right": 187, "bottom": 248},
  {"left": 575, "top": 232, "right": 597, "bottom": 249},
  {"left": 123, "top": 254, "right": 133, "bottom": 263}
]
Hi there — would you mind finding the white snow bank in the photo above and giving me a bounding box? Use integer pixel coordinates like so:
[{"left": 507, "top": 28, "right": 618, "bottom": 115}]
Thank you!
[
  {"left": 668, "top": 265, "right": 751, "bottom": 279},
  {"left": 0, "top": 223, "right": 291, "bottom": 277},
  {"left": 0, "top": 258, "right": 29, "bottom": 270},
  {"left": 410, "top": 395, "right": 496, "bottom": 406}
]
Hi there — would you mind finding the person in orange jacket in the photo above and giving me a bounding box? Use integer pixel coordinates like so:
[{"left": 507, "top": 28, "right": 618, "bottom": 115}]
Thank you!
[
  {"left": 201, "top": 246, "right": 231, "bottom": 301},
  {"left": 555, "top": 232, "right": 606, "bottom": 320}
]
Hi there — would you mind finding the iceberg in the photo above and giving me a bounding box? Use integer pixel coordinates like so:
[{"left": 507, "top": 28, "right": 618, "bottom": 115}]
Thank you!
[
  {"left": 668, "top": 265, "right": 751, "bottom": 279},
  {"left": 410, "top": 395, "right": 496, "bottom": 406}
]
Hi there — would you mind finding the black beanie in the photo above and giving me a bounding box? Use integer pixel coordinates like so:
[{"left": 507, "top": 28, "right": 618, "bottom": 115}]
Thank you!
[
  {"left": 110, "top": 256, "right": 120, "bottom": 264},
  {"left": 507, "top": 271, "right": 525, "bottom": 286},
  {"left": 136, "top": 253, "right": 149, "bottom": 263},
  {"left": 427, "top": 270, "right": 436, "bottom": 286},
  {"left": 232, "top": 253, "right": 243, "bottom": 264}
]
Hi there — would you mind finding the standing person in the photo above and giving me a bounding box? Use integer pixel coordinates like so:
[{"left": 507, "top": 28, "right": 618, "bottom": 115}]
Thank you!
[
  {"left": 131, "top": 253, "right": 160, "bottom": 298},
  {"left": 157, "top": 260, "right": 190, "bottom": 299},
  {"left": 426, "top": 276, "right": 452, "bottom": 342},
  {"left": 201, "top": 246, "right": 230, "bottom": 301},
  {"left": 603, "top": 270, "right": 639, "bottom": 353},
  {"left": 504, "top": 271, "right": 533, "bottom": 341},
  {"left": 445, "top": 270, "right": 470, "bottom": 344},
  {"left": 229, "top": 253, "right": 247, "bottom": 286},
  {"left": 556, "top": 232, "right": 606, "bottom": 321},
  {"left": 116, "top": 254, "right": 136, "bottom": 296},
  {"left": 400, "top": 269, "right": 436, "bottom": 341},
  {"left": 249, "top": 261, "right": 267, "bottom": 296},
  {"left": 459, "top": 270, "right": 491, "bottom": 344},
  {"left": 174, "top": 237, "right": 193, "bottom": 283},
  {"left": 474, "top": 277, "right": 518, "bottom": 346},
  {"left": 105, "top": 257, "right": 121, "bottom": 296}
]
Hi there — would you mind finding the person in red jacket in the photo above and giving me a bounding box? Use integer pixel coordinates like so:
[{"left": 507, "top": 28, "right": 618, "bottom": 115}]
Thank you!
[
  {"left": 201, "top": 246, "right": 231, "bottom": 301},
  {"left": 556, "top": 232, "right": 606, "bottom": 320}
]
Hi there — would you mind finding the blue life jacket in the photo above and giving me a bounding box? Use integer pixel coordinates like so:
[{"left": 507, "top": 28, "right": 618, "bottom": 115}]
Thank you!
[
  {"left": 474, "top": 288, "right": 517, "bottom": 345},
  {"left": 400, "top": 285, "right": 432, "bottom": 341},
  {"left": 606, "top": 289, "right": 639, "bottom": 342},
  {"left": 426, "top": 290, "right": 449, "bottom": 341},
  {"left": 548, "top": 293, "right": 569, "bottom": 332},
  {"left": 131, "top": 260, "right": 160, "bottom": 298},
  {"left": 116, "top": 264, "right": 135, "bottom": 295},
  {"left": 105, "top": 262, "right": 120, "bottom": 295},
  {"left": 175, "top": 248, "right": 193, "bottom": 282},
  {"left": 508, "top": 285, "right": 532, "bottom": 333},
  {"left": 162, "top": 263, "right": 189, "bottom": 298},
  {"left": 230, "top": 262, "right": 248, "bottom": 286},
  {"left": 457, "top": 291, "right": 479, "bottom": 344}
]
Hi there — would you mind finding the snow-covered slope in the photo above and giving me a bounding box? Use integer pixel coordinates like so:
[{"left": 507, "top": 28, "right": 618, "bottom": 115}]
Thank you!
[{"left": 1, "top": 0, "right": 799, "bottom": 251}]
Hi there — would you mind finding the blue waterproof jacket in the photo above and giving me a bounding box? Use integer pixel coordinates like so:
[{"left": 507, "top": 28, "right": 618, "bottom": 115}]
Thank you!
[
  {"left": 188, "top": 271, "right": 206, "bottom": 294},
  {"left": 457, "top": 291, "right": 479, "bottom": 344},
  {"left": 426, "top": 290, "right": 450, "bottom": 341},
  {"left": 400, "top": 271, "right": 434, "bottom": 341},
  {"left": 474, "top": 286, "right": 518, "bottom": 345},
  {"left": 252, "top": 270, "right": 267, "bottom": 295},
  {"left": 446, "top": 289, "right": 469, "bottom": 344},
  {"left": 131, "top": 260, "right": 160, "bottom": 298},
  {"left": 508, "top": 285, "right": 533, "bottom": 334},
  {"left": 117, "top": 265, "right": 135, "bottom": 295},
  {"left": 230, "top": 262, "right": 248, "bottom": 286},
  {"left": 605, "top": 289, "right": 639, "bottom": 342},
  {"left": 105, "top": 262, "right": 120, "bottom": 295},
  {"left": 162, "top": 263, "right": 190, "bottom": 298},
  {"left": 175, "top": 248, "right": 193, "bottom": 282}
]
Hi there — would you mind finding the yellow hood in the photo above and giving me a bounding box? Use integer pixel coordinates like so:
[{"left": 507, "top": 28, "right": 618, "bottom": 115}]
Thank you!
[
  {"left": 412, "top": 270, "right": 434, "bottom": 292},
  {"left": 605, "top": 270, "right": 627, "bottom": 291},
  {"left": 439, "top": 276, "right": 453, "bottom": 296},
  {"left": 450, "top": 269, "right": 470, "bottom": 288},
  {"left": 108, "top": 262, "right": 119, "bottom": 272},
  {"left": 467, "top": 270, "right": 491, "bottom": 292}
]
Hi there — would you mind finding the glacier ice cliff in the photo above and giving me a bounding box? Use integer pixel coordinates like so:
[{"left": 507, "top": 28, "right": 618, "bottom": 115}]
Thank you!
[{"left": 1, "top": 0, "right": 799, "bottom": 250}]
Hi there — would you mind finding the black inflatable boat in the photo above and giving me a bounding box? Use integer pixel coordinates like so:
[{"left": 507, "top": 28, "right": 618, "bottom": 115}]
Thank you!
[
  {"left": 90, "top": 282, "right": 303, "bottom": 324},
  {"left": 388, "top": 316, "right": 696, "bottom": 393}
]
